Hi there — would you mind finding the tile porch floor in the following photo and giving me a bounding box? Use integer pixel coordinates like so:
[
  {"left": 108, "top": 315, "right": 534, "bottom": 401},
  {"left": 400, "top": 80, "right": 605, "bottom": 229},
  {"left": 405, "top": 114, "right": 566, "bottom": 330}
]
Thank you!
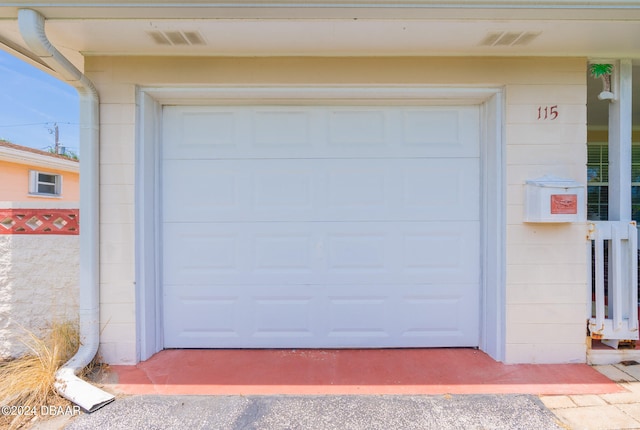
[
  {"left": 98, "top": 348, "right": 621, "bottom": 396},
  {"left": 92, "top": 349, "right": 640, "bottom": 429}
]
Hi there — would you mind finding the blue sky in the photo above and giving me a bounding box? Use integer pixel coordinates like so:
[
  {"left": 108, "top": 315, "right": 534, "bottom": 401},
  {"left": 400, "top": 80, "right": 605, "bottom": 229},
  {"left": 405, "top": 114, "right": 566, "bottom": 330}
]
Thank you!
[{"left": 0, "top": 50, "right": 79, "bottom": 154}]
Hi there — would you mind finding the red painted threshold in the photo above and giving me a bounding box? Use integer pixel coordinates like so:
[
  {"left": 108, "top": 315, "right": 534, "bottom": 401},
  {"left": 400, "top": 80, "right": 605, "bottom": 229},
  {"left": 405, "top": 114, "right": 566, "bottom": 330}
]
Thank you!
[{"left": 101, "top": 349, "right": 623, "bottom": 396}]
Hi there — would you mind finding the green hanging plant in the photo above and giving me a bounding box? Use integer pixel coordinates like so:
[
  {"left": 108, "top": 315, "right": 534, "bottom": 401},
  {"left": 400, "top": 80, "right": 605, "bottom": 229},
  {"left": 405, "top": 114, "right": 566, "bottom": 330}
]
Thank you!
[
  {"left": 590, "top": 63, "right": 613, "bottom": 79},
  {"left": 590, "top": 63, "right": 614, "bottom": 100}
]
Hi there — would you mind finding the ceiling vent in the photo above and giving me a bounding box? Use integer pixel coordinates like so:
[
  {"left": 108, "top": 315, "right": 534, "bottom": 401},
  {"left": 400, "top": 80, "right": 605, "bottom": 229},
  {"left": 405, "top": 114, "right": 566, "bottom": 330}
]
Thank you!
[
  {"left": 147, "top": 30, "right": 206, "bottom": 46},
  {"left": 480, "top": 31, "right": 540, "bottom": 47}
]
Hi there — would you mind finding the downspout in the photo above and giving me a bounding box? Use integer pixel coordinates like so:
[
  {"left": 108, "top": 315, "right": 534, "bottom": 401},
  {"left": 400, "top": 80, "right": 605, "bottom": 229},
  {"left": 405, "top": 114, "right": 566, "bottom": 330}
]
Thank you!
[{"left": 18, "top": 9, "right": 115, "bottom": 412}]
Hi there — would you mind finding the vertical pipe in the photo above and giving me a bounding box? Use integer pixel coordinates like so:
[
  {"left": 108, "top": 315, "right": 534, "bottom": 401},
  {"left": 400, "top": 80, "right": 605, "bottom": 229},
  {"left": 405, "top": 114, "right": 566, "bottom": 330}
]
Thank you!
[{"left": 18, "top": 8, "right": 114, "bottom": 412}]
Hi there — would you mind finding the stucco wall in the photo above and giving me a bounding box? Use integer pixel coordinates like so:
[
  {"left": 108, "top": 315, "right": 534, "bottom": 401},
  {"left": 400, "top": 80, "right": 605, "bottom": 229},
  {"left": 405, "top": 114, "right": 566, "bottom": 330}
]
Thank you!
[
  {"left": 86, "top": 56, "right": 587, "bottom": 364},
  {"left": 0, "top": 234, "right": 79, "bottom": 359}
]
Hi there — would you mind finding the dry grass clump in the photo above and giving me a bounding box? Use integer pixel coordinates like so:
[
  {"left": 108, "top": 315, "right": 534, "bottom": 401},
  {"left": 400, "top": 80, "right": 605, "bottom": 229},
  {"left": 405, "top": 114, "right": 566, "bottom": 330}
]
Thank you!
[{"left": 0, "top": 321, "right": 79, "bottom": 429}]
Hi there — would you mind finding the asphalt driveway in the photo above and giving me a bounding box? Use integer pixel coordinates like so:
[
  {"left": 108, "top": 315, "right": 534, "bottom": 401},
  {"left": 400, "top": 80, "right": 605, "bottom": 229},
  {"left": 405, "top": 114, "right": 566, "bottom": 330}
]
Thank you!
[{"left": 64, "top": 394, "right": 564, "bottom": 430}]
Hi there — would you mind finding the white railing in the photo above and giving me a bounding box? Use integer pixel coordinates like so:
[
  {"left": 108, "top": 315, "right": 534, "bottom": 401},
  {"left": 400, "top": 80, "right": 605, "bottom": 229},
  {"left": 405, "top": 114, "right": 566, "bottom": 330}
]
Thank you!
[{"left": 588, "top": 221, "right": 639, "bottom": 347}]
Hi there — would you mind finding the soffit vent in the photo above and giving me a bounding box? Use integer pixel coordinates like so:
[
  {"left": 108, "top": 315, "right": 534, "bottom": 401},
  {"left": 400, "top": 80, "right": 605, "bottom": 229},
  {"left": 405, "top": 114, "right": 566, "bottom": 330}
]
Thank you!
[
  {"left": 147, "top": 30, "right": 206, "bottom": 46},
  {"left": 480, "top": 31, "right": 540, "bottom": 47}
]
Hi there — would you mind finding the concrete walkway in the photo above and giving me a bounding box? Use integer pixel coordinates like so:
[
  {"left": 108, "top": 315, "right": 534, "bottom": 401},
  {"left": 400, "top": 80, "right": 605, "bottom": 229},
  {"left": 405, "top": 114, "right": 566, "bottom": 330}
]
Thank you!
[{"left": 542, "top": 363, "right": 640, "bottom": 429}]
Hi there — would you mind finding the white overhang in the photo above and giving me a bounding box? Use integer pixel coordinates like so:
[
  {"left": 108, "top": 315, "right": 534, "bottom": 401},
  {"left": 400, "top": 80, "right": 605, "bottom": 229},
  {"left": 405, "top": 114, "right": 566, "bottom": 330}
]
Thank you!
[
  {"left": 0, "top": 2, "right": 639, "bottom": 76},
  {"left": 0, "top": 145, "right": 80, "bottom": 172},
  {"left": 0, "top": 18, "right": 638, "bottom": 66},
  {"left": 0, "top": 3, "right": 638, "bottom": 128}
]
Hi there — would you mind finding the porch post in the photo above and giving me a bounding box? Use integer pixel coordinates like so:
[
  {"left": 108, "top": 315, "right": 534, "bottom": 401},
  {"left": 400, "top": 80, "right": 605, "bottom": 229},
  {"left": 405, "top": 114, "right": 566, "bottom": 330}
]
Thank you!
[
  {"left": 608, "top": 59, "right": 632, "bottom": 222},
  {"left": 602, "top": 59, "right": 637, "bottom": 349}
]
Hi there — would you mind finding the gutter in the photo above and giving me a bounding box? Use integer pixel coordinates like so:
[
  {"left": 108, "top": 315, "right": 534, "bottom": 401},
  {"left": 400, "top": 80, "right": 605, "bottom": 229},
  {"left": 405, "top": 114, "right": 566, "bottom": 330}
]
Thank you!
[{"left": 17, "top": 8, "right": 115, "bottom": 412}]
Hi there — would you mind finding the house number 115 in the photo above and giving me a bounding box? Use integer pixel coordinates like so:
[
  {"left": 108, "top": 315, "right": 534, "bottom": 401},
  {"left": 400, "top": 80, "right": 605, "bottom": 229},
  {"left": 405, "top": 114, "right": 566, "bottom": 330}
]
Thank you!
[{"left": 537, "top": 105, "right": 558, "bottom": 120}]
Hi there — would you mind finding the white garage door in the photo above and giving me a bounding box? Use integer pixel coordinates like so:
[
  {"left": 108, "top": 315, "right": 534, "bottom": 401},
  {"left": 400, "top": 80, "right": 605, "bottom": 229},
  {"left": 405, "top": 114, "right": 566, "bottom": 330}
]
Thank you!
[{"left": 162, "top": 104, "right": 480, "bottom": 348}]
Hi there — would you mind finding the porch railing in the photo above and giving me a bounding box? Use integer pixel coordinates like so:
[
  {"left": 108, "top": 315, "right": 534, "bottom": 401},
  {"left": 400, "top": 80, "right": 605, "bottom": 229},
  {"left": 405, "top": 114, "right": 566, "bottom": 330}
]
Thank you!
[{"left": 588, "top": 221, "right": 639, "bottom": 347}]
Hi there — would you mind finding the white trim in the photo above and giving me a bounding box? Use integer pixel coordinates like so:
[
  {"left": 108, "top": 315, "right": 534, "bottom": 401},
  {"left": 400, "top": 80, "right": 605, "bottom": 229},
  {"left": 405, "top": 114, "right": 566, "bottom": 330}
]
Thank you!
[
  {"left": 27, "top": 194, "right": 63, "bottom": 199},
  {"left": 135, "top": 89, "right": 163, "bottom": 362},
  {"left": 7, "top": 1, "right": 640, "bottom": 9},
  {"left": 136, "top": 85, "right": 506, "bottom": 361},
  {"left": 0, "top": 146, "right": 79, "bottom": 172},
  {"left": 29, "top": 169, "right": 63, "bottom": 197},
  {"left": 479, "top": 92, "right": 506, "bottom": 362},
  {"left": 0, "top": 200, "right": 78, "bottom": 209},
  {"left": 143, "top": 86, "right": 502, "bottom": 104}
]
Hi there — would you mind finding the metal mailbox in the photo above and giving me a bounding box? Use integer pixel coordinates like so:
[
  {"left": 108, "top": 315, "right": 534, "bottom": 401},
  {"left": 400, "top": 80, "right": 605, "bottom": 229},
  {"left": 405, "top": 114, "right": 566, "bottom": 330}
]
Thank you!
[{"left": 524, "top": 175, "right": 585, "bottom": 223}]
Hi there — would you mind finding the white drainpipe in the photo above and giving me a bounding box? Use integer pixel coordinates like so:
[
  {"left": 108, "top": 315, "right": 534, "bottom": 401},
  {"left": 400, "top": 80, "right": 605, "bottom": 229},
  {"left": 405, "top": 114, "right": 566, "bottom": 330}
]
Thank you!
[{"left": 18, "top": 9, "right": 115, "bottom": 412}]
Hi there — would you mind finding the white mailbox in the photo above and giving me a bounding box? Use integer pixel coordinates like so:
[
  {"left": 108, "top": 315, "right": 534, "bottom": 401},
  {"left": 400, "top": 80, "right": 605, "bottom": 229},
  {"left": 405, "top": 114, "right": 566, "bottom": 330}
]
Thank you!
[{"left": 524, "top": 175, "right": 585, "bottom": 223}]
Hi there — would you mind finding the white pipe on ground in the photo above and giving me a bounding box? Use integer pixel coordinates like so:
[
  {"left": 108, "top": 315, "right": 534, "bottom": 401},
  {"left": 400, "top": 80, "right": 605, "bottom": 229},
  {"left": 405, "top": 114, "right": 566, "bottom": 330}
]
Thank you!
[{"left": 17, "top": 8, "right": 114, "bottom": 412}]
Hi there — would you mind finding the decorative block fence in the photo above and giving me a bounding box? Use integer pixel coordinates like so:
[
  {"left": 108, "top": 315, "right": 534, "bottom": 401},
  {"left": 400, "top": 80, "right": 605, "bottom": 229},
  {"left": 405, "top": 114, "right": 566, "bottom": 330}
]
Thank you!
[
  {"left": 0, "top": 207, "right": 79, "bottom": 359},
  {"left": 0, "top": 209, "right": 79, "bottom": 235}
]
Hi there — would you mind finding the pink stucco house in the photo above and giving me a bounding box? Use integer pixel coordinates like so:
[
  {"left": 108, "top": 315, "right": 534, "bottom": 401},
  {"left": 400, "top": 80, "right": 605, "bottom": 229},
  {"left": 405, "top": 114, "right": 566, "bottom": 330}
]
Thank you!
[
  {"left": 0, "top": 139, "right": 79, "bottom": 203},
  {"left": 0, "top": 140, "right": 80, "bottom": 363}
]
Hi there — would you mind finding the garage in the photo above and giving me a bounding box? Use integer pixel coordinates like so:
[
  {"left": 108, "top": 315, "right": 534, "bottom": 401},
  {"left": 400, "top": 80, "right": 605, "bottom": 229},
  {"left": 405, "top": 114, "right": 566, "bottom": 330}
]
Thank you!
[{"left": 161, "top": 104, "right": 481, "bottom": 348}]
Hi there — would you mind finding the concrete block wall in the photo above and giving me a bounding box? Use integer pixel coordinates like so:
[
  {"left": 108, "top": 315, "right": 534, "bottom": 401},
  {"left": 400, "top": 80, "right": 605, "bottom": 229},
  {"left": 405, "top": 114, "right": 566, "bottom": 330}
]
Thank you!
[
  {"left": 0, "top": 234, "right": 79, "bottom": 359},
  {"left": 85, "top": 56, "right": 587, "bottom": 364}
]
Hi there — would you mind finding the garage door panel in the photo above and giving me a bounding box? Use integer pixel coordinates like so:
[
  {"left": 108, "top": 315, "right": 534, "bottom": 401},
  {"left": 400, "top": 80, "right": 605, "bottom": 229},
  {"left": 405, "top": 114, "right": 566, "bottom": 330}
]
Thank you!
[
  {"left": 253, "top": 110, "right": 312, "bottom": 147},
  {"left": 164, "top": 284, "right": 477, "bottom": 348},
  {"left": 401, "top": 163, "right": 478, "bottom": 212},
  {"left": 162, "top": 161, "right": 244, "bottom": 220},
  {"left": 166, "top": 110, "right": 237, "bottom": 148},
  {"left": 162, "top": 103, "right": 481, "bottom": 349},
  {"left": 328, "top": 110, "right": 387, "bottom": 146},
  {"left": 163, "top": 222, "right": 478, "bottom": 286},
  {"left": 163, "top": 106, "right": 478, "bottom": 160},
  {"left": 402, "top": 108, "right": 477, "bottom": 153},
  {"left": 163, "top": 159, "right": 479, "bottom": 223},
  {"left": 253, "top": 234, "right": 315, "bottom": 272},
  {"left": 401, "top": 297, "right": 469, "bottom": 335},
  {"left": 163, "top": 229, "right": 243, "bottom": 277},
  {"left": 251, "top": 297, "right": 315, "bottom": 338},
  {"left": 326, "top": 233, "right": 388, "bottom": 271},
  {"left": 163, "top": 293, "right": 242, "bottom": 345}
]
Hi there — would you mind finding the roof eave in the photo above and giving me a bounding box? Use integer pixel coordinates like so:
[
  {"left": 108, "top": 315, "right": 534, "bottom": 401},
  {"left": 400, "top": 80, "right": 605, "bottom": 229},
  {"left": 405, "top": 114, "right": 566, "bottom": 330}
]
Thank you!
[{"left": 0, "top": 146, "right": 80, "bottom": 173}]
